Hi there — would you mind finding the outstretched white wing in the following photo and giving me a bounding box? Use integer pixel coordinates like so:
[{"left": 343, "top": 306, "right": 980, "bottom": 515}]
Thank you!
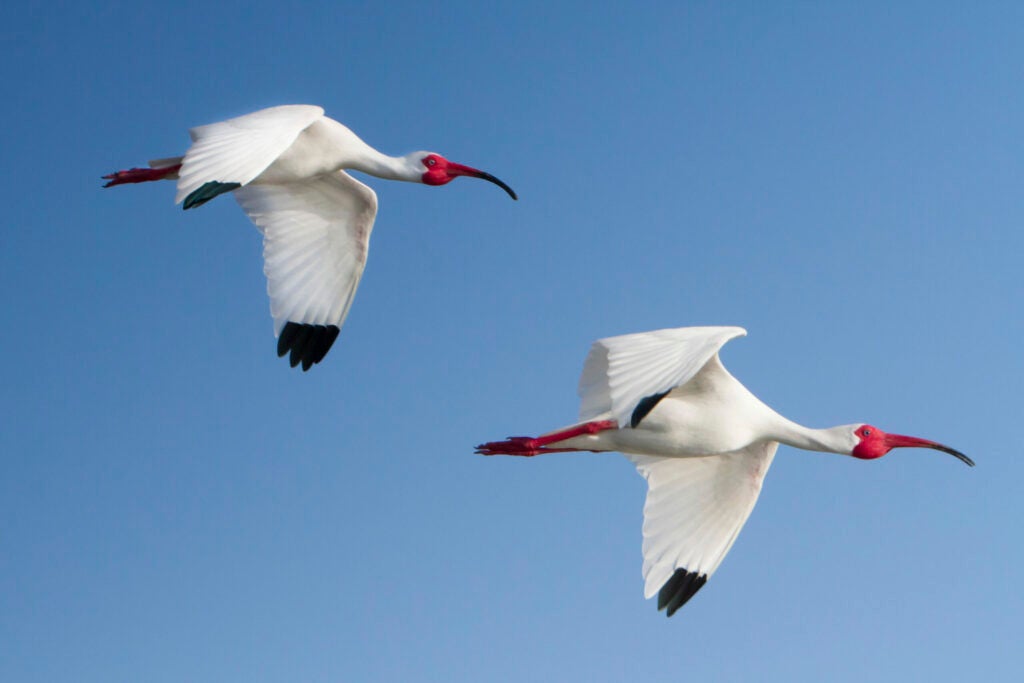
[
  {"left": 176, "top": 105, "right": 325, "bottom": 204},
  {"left": 627, "top": 441, "right": 777, "bottom": 616},
  {"left": 233, "top": 171, "right": 378, "bottom": 370},
  {"left": 577, "top": 326, "right": 746, "bottom": 426}
]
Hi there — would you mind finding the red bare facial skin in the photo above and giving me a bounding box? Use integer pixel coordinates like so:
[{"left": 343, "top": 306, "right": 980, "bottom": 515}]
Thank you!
[
  {"left": 850, "top": 425, "right": 890, "bottom": 460},
  {"left": 420, "top": 154, "right": 517, "bottom": 199},
  {"left": 851, "top": 425, "right": 974, "bottom": 466},
  {"left": 420, "top": 154, "right": 457, "bottom": 186}
]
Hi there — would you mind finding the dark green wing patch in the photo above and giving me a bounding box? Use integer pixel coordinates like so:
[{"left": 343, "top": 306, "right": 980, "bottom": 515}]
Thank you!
[{"left": 183, "top": 181, "right": 242, "bottom": 210}]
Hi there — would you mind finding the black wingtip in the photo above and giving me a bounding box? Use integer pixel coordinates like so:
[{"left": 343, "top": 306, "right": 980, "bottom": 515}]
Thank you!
[
  {"left": 630, "top": 390, "right": 670, "bottom": 428},
  {"left": 276, "top": 322, "right": 340, "bottom": 371},
  {"left": 657, "top": 568, "right": 708, "bottom": 617},
  {"left": 182, "top": 181, "right": 241, "bottom": 210}
]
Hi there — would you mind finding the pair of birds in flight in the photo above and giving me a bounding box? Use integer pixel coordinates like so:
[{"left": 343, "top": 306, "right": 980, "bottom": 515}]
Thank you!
[{"left": 105, "top": 105, "right": 973, "bottom": 617}]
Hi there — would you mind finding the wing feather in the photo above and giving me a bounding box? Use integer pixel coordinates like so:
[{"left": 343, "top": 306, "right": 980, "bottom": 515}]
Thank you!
[
  {"left": 175, "top": 105, "right": 324, "bottom": 204},
  {"left": 625, "top": 442, "right": 776, "bottom": 614},
  {"left": 578, "top": 326, "right": 746, "bottom": 425},
  {"left": 234, "top": 171, "right": 378, "bottom": 345}
]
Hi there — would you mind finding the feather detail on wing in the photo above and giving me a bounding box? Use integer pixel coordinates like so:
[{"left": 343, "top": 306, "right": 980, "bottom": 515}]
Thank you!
[
  {"left": 175, "top": 105, "right": 324, "bottom": 204},
  {"left": 626, "top": 441, "right": 777, "bottom": 615},
  {"left": 233, "top": 171, "right": 377, "bottom": 367},
  {"left": 578, "top": 326, "right": 746, "bottom": 426}
]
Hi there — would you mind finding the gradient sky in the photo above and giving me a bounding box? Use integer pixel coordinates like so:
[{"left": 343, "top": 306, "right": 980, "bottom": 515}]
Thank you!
[{"left": 2, "top": 2, "right": 1022, "bottom": 681}]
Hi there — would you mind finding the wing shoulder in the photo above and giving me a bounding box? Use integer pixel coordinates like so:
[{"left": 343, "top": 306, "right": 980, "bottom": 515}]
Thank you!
[
  {"left": 578, "top": 326, "right": 746, "bottom": 424},
  {"left": 176, "top": 105, "right": 326, "bottom": 204}
]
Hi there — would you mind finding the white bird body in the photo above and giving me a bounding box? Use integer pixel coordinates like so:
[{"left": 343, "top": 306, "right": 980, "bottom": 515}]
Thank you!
[
  {"left": 105, "top": 105, "right": 516, "bottom": 370},
  {"left": 476, "top": 326, "right": 973, "bottom": 616},
  {"left": 551, "top": 356, "right": 855, "bottom": 458},
  {"left": 228, "top": 115, "right": 373, "bottom": 185},
  {"left": 546, "top": 327, "right": 857, "bottom": 458},
  {"left": 259, "top": 117, "right": 420, "bottom": 183},
  {"left": 177, "top": 107, "right": 424, "bottom": 197}
]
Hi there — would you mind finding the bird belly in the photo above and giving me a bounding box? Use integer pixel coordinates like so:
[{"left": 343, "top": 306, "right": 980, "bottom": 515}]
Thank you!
[
  {"left": 612, "top": 397, "right": 760, "bottom": 457},
  {"left": 254, "top": 119, "right": 349, "bottom": 184}
]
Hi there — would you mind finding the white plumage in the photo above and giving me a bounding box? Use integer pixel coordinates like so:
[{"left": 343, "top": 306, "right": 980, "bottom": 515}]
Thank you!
[
  {"left": 235, "top": 172, "right": 376, "bottom": 338},
  {"left": 105, "top": 104, "right": 516, "bottom": 370},
  {"left": 477, "top": 326, "right": 973, "bottom": 616},
  {"left": 175, "top": 105, "right": 327, "bottom": 205},
  {"left": 578, "top": 326, "right": 746, "bottom": 426},
  {"left": 628, "top": 443, "right": 775, "bottom": 602}
]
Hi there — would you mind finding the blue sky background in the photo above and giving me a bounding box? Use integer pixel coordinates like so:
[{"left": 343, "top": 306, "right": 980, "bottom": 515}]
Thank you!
[{"left": 2, "top": 2, "right": 1021, "bottom": 681}]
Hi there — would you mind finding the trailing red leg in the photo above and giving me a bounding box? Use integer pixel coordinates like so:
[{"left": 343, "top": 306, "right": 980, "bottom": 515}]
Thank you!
[
  {"left": 475, "top": 419, "right": 617, "bottom": 456},
  {"left": 102, "top": 162, "right": 182, "bottom": 187}
]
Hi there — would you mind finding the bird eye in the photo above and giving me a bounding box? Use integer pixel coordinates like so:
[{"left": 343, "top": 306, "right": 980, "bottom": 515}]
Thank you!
[
  {"left": 863, "top": 429, "right": 871, "bottom": 436},
  {"left": 426, "top": 158, "right": 436, "bottom": 167}
]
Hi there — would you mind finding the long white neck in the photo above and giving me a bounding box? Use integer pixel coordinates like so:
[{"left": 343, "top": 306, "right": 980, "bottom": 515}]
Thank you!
[
  {"left": 766, "top": 416, "right": 857, "bottom": 455},
  {"left": 347, "top": 148, "right": 418, "bottom": 181},
  {"left": 705, "top": 357, "right": 858, "bottom": 456},
  {"left": 317, "top": 117, "right": 419, "bottom": 181}
]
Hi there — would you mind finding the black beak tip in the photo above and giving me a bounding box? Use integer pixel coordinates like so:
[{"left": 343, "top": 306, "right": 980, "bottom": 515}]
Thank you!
[
  {"left": 944, "top": 447, "right": 975, "bottom": 467},
  {"left": 492, "top": 178, "right": 517, "bottom": 201},
  {"left": 473, "top": 171, "right": 517, "bottom": 200}
]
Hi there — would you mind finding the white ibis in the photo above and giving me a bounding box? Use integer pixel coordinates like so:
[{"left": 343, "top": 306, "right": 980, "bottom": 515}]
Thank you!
[
  {"left": 476, "top": 326, "right": 973, "bottom": 616},
  {"left": 104, "top": 104, "right": 516, "bottom": 370}
]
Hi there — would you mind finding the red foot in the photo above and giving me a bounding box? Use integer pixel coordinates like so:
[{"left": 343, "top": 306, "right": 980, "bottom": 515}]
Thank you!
[
  {"left": 475, "top": 419, "right": 617, "bottom": 456},
  {"left": 102, "top": 163, "right": 182, "bottom": 187},
  {"left": 476, "top": 436, "right": 545, "bottom": 457}
]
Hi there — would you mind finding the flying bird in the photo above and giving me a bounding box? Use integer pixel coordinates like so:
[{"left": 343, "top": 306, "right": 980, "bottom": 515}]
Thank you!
[
  {"left": 104, "top": 104, "right": 516, "bottom": 370},
  {"left": 476, "top": 326, "right": 973, "bottom": 616}
]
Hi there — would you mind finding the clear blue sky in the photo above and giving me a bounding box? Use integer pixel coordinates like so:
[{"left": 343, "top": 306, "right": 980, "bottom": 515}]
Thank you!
[{"left": 2, "top": 2, "right": 1021, "bottom": 681}]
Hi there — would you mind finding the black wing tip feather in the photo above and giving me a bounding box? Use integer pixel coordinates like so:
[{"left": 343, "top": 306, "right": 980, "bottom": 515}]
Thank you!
[
  {"left": 276, "top": 322, "right": 340, "bottom": 371},
  {"left": 630, "top": 390, "right": 671, "bottom": 428},
  {"left": 182, "top": 181, "right": 241, "bottom": 210},
  {"left": 657, "top": 568, "right": 708, "bottom": 617}
]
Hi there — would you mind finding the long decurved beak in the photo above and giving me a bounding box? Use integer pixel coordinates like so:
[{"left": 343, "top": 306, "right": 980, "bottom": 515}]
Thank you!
[
  {"left": 885, "top": 433, "right": 975, "bottom": 467},
  {"left": 446, "top": 162, "right": 518, "bottom": 200}
]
